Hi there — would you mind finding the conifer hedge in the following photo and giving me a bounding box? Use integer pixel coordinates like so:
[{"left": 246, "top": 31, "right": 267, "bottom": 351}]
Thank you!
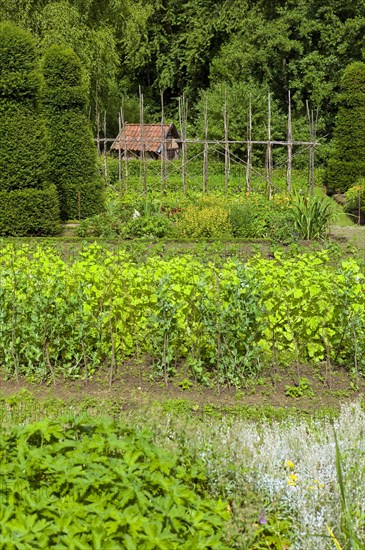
[
  {"left": 42, "top": 45, "right": 104, "bottom": 220},
  {"left": 0, "top": 22, "right": 59, "bottom": 235},
  {"left": 325, "top": 62, "right": 365, "bottom": 194},
  {"left": 0, "top": 186, "right": 60, "bottom": 236}
]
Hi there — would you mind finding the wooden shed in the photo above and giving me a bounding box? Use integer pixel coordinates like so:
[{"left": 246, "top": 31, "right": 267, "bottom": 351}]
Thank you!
[{"left": 111, "top": 123, "right": 180, "bottom": 160}]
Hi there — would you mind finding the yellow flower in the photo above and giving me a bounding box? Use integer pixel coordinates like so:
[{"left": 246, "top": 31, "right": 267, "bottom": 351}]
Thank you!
[
  {"left": 287, "top": 473, "right": 298, "bottom": 486},
  {"left": 285, "top": 460, "right": 295, "bottom": 470}
]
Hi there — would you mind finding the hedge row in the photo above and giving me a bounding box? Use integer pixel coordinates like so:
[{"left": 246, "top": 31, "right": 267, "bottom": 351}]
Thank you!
[
  {"left": 0, "top": 186, "right": 60, "bottom": 236},
  {"left": 42, "top": 45, "right": 104, "bottom": 221},
  {"left": 0, "top": 23, "right": 104, "bottom": 234},
  {"left": 326, "top": 62, "right": 365, "bottom": 194}
]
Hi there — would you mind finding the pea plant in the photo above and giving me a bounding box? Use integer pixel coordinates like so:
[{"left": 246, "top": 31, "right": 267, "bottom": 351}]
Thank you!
[{"left": 0, "top": 244, "right": 363, "bottom": 386}]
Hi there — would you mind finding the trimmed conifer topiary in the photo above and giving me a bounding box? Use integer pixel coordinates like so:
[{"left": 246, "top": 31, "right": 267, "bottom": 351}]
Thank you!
[
  {"left": 0, "top": 186, "right": 60, "bottom": 236},
  {"left": 325, "top": 62, "right": 365, "bottom": 194},
  {"left": 42, "top": 45, "right": 104, "bottom": 220},
  {"left": 0, "top": 22, "right": 59, "bottom": 235}
]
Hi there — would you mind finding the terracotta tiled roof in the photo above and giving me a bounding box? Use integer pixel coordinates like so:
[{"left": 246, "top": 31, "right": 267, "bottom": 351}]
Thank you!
[{"left": 111, "top": 123, "right": 179, "bottom": 153}]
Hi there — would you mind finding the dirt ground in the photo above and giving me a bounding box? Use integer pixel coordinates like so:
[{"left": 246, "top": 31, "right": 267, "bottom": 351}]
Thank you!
[{"left": 1, "top": 361, "right": 364, "bottom": 415}]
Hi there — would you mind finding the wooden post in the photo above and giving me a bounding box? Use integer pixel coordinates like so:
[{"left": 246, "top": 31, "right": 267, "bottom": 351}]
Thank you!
[
  {"left": 179, "top": 95, "right": 188, "bottom": 194},
  {"left": 246, "top": 94, "right": 252, "bottom": 193},
  {"left": 266, "top": 90, "right": 273, "bottom": 198},
  {"left": 306, "top": 101, "right": 316, "bottom": 195},
  {"left": 139, "top": 86, "right": 147, "bottom": 195},
  {"left": 121, "top": 99, "right": 128, "bottom": 192},
  {"left": 160, "top": 91, "right": 167, "bottom": 192},
  {"left": 286, "top": 90, "right": 292, "bottom": 194},
  {"left": 203, "top": 97, "right": 208, "bottom": 193},
  {"left": 95, "top": 80, "right": 100, "bottom": 156},
  {"left": 103, "top": 111, "right": 108, "bottom": 185},
  {"left": 118, "top": 109, "right": 122, "bottom": 193},
  {"left": 96, "top": 111, "right": 101, "bottom": 156},
  {"left": 223, "top": 89, "right": 230, "bottom": 193}
]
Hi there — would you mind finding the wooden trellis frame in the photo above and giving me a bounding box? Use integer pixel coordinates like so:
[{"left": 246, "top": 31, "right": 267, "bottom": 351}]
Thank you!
[{"left": 96, "top": 89, "right": 320, "bottom": 196}]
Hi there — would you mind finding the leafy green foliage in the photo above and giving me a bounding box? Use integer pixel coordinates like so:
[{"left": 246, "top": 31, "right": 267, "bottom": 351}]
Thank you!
[
  {"left": 1, "top": 0, "right": 364, "bottom": 140},
  {"left": 0, "top": 23, "right": 48, "bottom": 190},
  {"left": 0, "top": 415, "right": 229, "bottom": 548},
  {"left": 250, "top": 251, "right": 365, "bottom": 370},
  {"left": 289, "top": 193, "right": 334, "bottom": 240},
  {"left": 229, "top": 194, "right": 297, "bottom": 243},
  {"left": 325, "top": 62, "right": 365, "bottom": 194},
  {"left": 249, "top": 513, "right": 292, "bottom": 549},
  {"left": 77, "top": 191, "right": 299, "bottom": 241},
  {"left": 344, "top": 179, "right": 365, "bottom": 221},
  {"left": 285, "top": 377, "right": 314, "bottom": 399},
  {"left": 123, "top": 215, "right": 174, "bottom": 238},
  {"left": 0, "top": 245, "right": 363, "bottom": 385},
  {"left": 176, "top": 204, "right": 232, "bottom": 239},
  {"left": 42, "top": 44, "right": 104, "bottom": 220}
]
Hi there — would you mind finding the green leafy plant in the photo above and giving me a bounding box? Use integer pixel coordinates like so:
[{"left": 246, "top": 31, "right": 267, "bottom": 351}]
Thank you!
[
  {"left": 175, "top": 198, "right": 232, "bottom": 238},
  {"left": 249, "top": 513, "right": 292, "bottom": 549},
  {"left": 0, "top": 244, "right": 363, "bottom": 385},
  {"left": 289, "top": 193, "right": 334, "bottom": 240},
  {"left": 0, "top": 415, "right": 230, "bottom": 548},
  {"left": 124, "top": 214, "right": 173, "bottom": 238},
  {"left": 285, "top": 377, "right": 314, "bottom": 398}
]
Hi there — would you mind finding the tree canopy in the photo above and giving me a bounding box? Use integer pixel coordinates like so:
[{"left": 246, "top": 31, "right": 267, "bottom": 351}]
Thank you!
[{"left": 1, "top": 0, "right": 364, "bottom": 141}]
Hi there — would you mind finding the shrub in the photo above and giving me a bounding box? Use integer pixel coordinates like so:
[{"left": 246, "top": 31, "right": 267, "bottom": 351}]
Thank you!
[
  {"left": 344, "top": 179, "right": 365, "bottom": 223},
  {"left": 176, "top": 205, "right": 232, "bottom": 238},
  {"left": 229, "top": 203, "right": 266, "bottom": 238},
  {"left": 265, "top": 207, "right": 297, "bottom": 243},
  {"left": 0, "top": 186, "right": 60, "bottom": 236},
  {"left": 42, "top": 45, "right": 104, "bottom": 220},
  {"left": 325, "top": 62, "right": 365, "bottom": 194},
  {"left": 0, "top": 23, "right": 48, "bottom": 189},
  {"left": 0, "top": 22, "right": 59, "bottom": 235},
  {"left": 229, "top": 194, "right": 296, "bottom": 242},
  {"left": 0, "top": 105, "right": 49, "bottom": 190},
  {"left": 0, "top": 22, "right": 40, "bottom": 100}
]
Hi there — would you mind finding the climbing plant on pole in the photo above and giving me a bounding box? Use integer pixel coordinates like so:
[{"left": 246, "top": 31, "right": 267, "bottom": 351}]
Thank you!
[
  {"left": 42, "top": 45, "right": 104, "bottom": 220},
  {"left": 325, "top": 62, "right": 365, "bottom": 195},
  {"left": 0, "top": 22, "right": 60, "bottom": 236}
]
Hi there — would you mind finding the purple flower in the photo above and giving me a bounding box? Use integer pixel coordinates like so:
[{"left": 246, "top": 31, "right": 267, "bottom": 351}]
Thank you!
[{"left": 259, "top": 510, "right": 267, "bottom": 524}]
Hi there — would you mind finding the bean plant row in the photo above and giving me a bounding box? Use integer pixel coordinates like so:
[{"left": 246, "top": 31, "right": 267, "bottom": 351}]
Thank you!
[{"left": 0, "top": 244, "right": 363, "bottom": 385}]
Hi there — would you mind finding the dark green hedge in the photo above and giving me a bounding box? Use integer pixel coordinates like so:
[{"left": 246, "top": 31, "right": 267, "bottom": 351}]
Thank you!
[
  {"left": 0, "top": 23, "right": 48, "bottom": 191},
  {"left": 42, "top": 45, "right": 104, "bottom": 220},
  {"left": 0, "top": 22, "right": 37, "bottom": 73},
  {"left": 0, "top": 22, "right": 41, "bottom": 103},
  {"left": 0, "top": 186, "right": 60, "bottom": 236},
  {"left": 0, "top": 104, "right": 48, "bottom": 190},
  {"left": 325, "top": 62, "right": 365, "bottom": 194},
  {"left": 60, "top": 180, "right": 105, "bottom": 220},
  {"left": 0, "top": 22, "right": 59, "bottom": 236}
]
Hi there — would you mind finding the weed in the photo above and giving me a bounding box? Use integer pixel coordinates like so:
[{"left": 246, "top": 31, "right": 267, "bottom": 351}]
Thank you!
[{"left": 285, "top": 377, "right": 314, "bottom": 398}]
